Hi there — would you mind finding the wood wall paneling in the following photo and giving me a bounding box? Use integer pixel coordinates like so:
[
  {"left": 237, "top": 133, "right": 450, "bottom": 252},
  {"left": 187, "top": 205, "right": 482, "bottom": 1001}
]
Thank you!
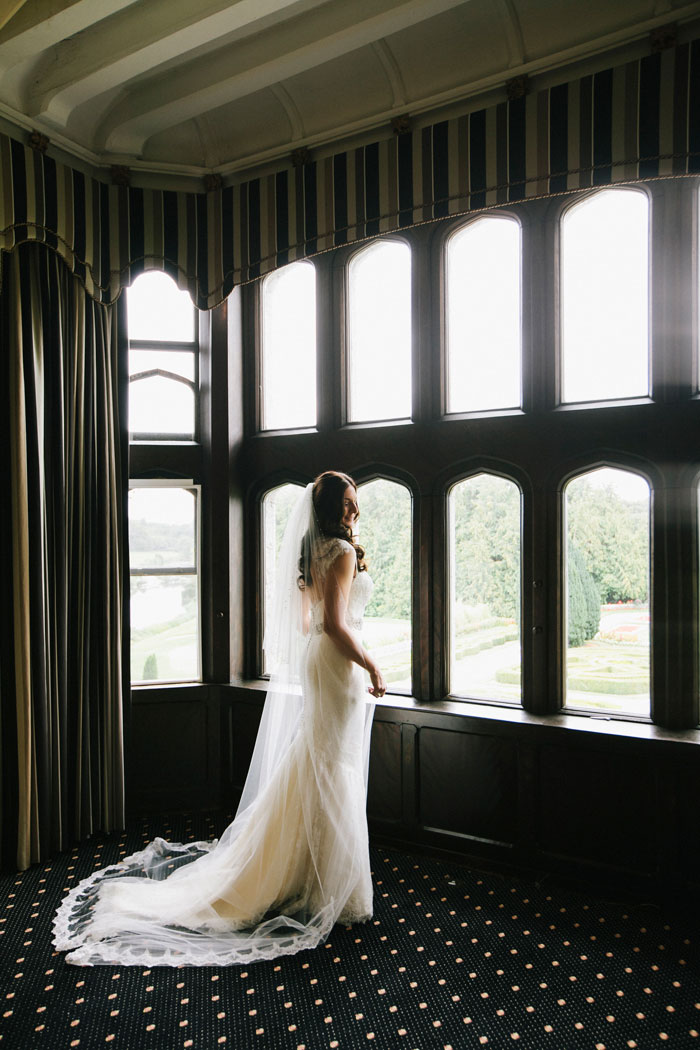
[
  {"left": 418, "top": 727, "right": 518, "bottom": 846},
  {"left": 367, "top": 719, "right": 402, "bottom": 824},
  {"left": 128, "top": 688, "right": 218, "bottom": 813},
  {"left": 536, "top": 743, "right": 658, "bottom": 872}
]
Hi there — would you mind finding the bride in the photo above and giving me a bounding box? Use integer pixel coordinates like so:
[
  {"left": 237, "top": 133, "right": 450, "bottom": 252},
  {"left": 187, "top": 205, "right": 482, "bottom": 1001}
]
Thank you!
[{"left": 53, "top": 471, "right": 386, "bottom": 966}]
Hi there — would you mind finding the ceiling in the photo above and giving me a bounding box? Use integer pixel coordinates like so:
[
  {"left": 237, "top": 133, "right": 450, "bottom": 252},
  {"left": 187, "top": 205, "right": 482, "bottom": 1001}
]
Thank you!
[{"left": 1, "top": 0, "right": 699, "bottom": 184}]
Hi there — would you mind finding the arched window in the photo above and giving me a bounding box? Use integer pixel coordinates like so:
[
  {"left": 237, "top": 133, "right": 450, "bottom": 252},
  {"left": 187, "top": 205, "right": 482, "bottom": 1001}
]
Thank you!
[
  {"left": 560, "top": 189, "right": 649, "bottom": 404},
  {"left": 129, "top": 483, "right": 200, "bottom": 684},
  {"left": 356, "top": 478, "right": 412, "bottom": 691},
  {"left": 448, "top": 474, "right": 521, "bottom": 701},
  {"left": 446, "top": 216, "right": 521, "bottom": 413},
  {"left": 261, "top": 261, "right": 316, "bottom": 430},
  {"left": 261, "top": 482, "right": 305, "bottom": 673},
  {"left": 564, "top": 467, "right": 650, "bottom": 714},
  {"left": 347, "top": 240, "right": 412, "bottom": 422},
  {"left": 127, "top": 271, "right": 197, "bottom": 439}
]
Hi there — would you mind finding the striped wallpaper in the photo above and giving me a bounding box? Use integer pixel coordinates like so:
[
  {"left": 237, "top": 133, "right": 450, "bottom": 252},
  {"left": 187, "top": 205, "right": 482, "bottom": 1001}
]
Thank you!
[{"left": 1, "top": 39, "right": 699, "bottom": 309}]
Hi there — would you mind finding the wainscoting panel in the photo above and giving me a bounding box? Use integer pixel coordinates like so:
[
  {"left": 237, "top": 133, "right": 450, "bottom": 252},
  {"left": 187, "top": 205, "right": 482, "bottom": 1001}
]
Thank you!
[
  {"left": 418, "top": 727, "right": 518, "bottom": 845},
  {"left": 674, "top": 763, "right": 700, "bottom": 890},
  {"left": 128, "top": 686, "right": 219, "bottom": 813},
  {"left": 367, "top": 719, "right": 402, "bottom": 824},
  {"left": 128, "top": 687, "right": 700, "bottom": 899},
  {"left": 535, "top": 743, "right": 658, "bottom": 872}
]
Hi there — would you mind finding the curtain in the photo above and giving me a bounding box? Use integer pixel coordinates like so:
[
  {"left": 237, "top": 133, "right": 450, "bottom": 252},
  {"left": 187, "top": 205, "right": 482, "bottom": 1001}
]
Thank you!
[{"left": 0, "top": 243, "right": 125, "bottom": 872}]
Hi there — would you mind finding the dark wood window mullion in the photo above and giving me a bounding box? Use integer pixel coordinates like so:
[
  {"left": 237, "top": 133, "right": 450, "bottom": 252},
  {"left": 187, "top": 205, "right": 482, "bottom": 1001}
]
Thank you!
[
  {"left": 408, "top": 224, "right": 434, "bottom": 424},
  {"left": 199, "top": 303, "right": 231, "bottom": 684},
  {"left": 245, "top": 281, "right": 261, "bottom": 436},
  {"left": 432, "top": 481, "right": 448, "bottom": 701},
  {"left": 648, "top": 181, "right": 698, "bottom": 728},
  {"left": 521, "top": 199, "right": 553, "bottom": 414},
  {"left": 545, "top": 478, "right": 566, "bottom": 715},
  {"left": 316, "top": 254, "right": 337, "bottom": 432},
  {"left": 518, "top": 483, "right": 537, "bottom": 715},
  {"left": 409, "top": 224, "right": 433, "bottom": 700},
  {"left": 333, "top": 247, "right": 351, "bottom": 428},
  {"left": 648, "top": 179, "right": 694, "bottom": 403},
  {"left": 520, "top": 202, "right": 553, "bottom": 714}
]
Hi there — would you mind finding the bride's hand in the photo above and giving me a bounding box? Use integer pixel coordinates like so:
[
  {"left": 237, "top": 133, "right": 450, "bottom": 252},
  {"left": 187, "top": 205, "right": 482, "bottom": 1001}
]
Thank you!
[{"left": 368, "top": 664, "right": 386, "bottom": 698}]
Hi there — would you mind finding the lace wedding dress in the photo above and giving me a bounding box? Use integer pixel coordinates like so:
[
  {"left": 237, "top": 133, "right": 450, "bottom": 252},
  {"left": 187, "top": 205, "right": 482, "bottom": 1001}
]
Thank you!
[{"left": 53, "top": 535, "right": 375, "bottom": 967}]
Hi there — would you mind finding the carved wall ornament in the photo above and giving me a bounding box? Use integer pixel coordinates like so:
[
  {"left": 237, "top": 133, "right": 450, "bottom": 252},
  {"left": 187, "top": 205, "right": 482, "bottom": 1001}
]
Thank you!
[
  {"left": 28, "top": 130, "right": 49, "bottom": 153},
  {"left": 204, "top": 173, "right": 222, "bottom": 192},
  {"left": 650, "top": 23, "right": 677, "bottom": 52},
  {"left": 110, "top": 165, "right": 131, "bottom": 187},
  {"left": 291, "top": 147, "right": 311, "bottom": 168},
  {"left": 391, "top": 115, "right": 412, "bottom": 135},
  {"left": 505, "top": 75, "right": 530, "bottom": 101}
]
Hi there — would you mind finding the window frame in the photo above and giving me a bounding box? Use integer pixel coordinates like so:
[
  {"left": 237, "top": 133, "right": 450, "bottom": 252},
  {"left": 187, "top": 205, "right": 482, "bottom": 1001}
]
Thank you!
[
  {"left": 445, "top": 468, "right": 525, "bottom": 705},
  {"left": 258, "top": 478, "right": 307, "bottom": 677},
  {"left": 557, "top": 185, "right": 652, "bottom": 409},
  {"left": 128, "top": 478, "right": 203, "bottom": 686},
  {"left": 559, "top": 461, "right": 653, "bottom": 719},
  {"left": 443, "top": 211, "right": 524, "bottom": 418},
  {"left": 239, "top": 177, "right": 700, "bottom": 731},
  {"left": 125, "top": 271, "right": 215, "bottom": 693},
  {"left": 353, "top": 471, "right": 415, "bottom": 697},
  {"left": 258, "top": 260, "right": 318, "bottom": 434},
  {"left": 343, "top": 235, "right": 414, "bottom": 427},
  {"left": 128, "top": 324, "right": 200, "bottom": 443}
]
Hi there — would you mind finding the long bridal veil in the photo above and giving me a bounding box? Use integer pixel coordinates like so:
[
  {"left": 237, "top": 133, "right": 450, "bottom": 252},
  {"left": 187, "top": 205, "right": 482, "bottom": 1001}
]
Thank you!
[{"left": 53, "top": 483, "right": 376, "bottom": 966}]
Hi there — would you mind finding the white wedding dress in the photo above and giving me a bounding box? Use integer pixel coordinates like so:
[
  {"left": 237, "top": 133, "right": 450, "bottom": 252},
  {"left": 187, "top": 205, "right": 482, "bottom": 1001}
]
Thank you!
[{"left": 53, "top": 537, "right": 375, "bottom": 966}]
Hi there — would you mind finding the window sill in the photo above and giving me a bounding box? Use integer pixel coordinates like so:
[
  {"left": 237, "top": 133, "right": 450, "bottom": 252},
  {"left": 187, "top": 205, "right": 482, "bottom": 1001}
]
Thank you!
[
  {"left": 131, "top": 682, "right": 208, "bottom": 702},
  {"left": 225, "top": 680, "right": 700, "bottom": 746}
]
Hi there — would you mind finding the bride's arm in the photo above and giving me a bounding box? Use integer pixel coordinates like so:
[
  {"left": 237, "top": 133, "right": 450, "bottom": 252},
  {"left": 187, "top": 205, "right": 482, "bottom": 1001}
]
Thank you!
[{"left": 323, "top": 549, "right": 386, "bottom": 697}]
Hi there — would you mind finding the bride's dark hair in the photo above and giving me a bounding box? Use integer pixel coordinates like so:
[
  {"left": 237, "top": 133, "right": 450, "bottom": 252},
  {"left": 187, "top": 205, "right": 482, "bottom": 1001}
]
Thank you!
[{"left": 299, "top": 470, "right": 366, "bottom": 587}]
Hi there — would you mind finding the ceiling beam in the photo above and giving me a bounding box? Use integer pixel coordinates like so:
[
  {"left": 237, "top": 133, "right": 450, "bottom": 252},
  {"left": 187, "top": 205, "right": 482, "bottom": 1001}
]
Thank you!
[
  {"left": 25, "top": 0, "right": 329, "bottom": 121},
  {"left": 0, "top": 0, "right": 136, "bottom": 61},
  {"left": 93, "top": 0, "right": 470, "bottom": 154},
  {"left": 0, "top": 0, "right": 30, "bottom": 34}
]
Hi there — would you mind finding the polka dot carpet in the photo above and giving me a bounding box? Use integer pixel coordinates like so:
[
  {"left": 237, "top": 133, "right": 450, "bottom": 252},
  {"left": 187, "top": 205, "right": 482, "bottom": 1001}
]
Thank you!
[{"left": 0, "top": 810, "right": 697, "bottom": 1050}]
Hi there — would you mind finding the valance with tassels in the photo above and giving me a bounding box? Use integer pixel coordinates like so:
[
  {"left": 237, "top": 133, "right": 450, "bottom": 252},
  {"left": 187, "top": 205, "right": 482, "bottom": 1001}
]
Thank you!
[{"left": 1, "top": 40, "right": 699, "bottom": 310}]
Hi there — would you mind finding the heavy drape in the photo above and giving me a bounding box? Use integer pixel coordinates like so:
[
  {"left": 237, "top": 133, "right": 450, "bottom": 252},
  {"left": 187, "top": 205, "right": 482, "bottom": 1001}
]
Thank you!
[{"left": 0, "top": 244, "right": 125, "bottom": 872}]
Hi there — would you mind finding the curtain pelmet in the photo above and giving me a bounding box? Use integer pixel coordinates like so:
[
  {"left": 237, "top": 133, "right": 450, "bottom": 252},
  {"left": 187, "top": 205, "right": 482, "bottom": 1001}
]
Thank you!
[
  {"left": 0, "top": 39, "right": 699, "bottom": 309},
  {"left": 0, "top": 243, "right": 125, "bottom": 871}
]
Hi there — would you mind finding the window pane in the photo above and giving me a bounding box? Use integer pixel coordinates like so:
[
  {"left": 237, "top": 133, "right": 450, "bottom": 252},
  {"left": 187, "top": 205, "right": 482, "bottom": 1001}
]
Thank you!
[
  {"left": 129, "top": 349, "right": 195, "bottom": 382},
  {"left": 129, "top": 485, "right": 200, "bottom": 685},
  {"left": 129, "top": 375, "right": 195, "bottom": 437},
  {"left": 446, "top": 217, "right": 521, "bottom": 412},
  {"left": 449, "top": 474, "right": 521, "bottom": 701},
  {"left": 565, "top": 468, "right": 650, "bottom": 714},
  {"left": 561, "top": 190, "right": 649, "bottom": 403},
  {"left": 262, "top": 262, "right": 316, "bottom": 430},
  {"left": 356, "top": 479, "right": 412, "bottom": 690},
  {"left": 262, "top": 483, "right": 304, "bottom": 673},
  {"left": 129, "top": 488, "right": 196, "bottom": 568},
  {"left": 127, "top": 271, "right": 195, "bottom": 342},
  {"left": 347, "top": 241, "right": 411, "bottom": 422},
  {"left": 130, "top": 575, "right": 199, "bottom": 683}
]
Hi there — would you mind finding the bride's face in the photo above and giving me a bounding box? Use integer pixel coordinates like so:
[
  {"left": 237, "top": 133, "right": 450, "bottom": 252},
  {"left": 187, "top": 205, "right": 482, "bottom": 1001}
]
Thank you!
[{"left": 341, "top": 485, "right": 359, "bottom": 530}]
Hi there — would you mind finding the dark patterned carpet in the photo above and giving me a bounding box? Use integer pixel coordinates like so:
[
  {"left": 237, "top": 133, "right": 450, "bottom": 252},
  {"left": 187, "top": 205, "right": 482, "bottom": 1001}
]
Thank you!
[{"left": 0, "top": 811, "right": 698, "bottom": 1050}]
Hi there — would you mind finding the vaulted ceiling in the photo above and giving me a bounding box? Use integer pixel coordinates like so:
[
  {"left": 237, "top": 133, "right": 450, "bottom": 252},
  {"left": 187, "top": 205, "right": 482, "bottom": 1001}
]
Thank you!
[{"left": 1, "top": 0, "right": 699, "bottom": 183}]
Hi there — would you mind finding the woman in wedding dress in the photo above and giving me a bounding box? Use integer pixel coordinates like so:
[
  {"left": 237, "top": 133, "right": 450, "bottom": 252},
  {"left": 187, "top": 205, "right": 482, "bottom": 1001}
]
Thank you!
[{"left": 53, "top": 471, "right": 386, "bottom": 966}]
